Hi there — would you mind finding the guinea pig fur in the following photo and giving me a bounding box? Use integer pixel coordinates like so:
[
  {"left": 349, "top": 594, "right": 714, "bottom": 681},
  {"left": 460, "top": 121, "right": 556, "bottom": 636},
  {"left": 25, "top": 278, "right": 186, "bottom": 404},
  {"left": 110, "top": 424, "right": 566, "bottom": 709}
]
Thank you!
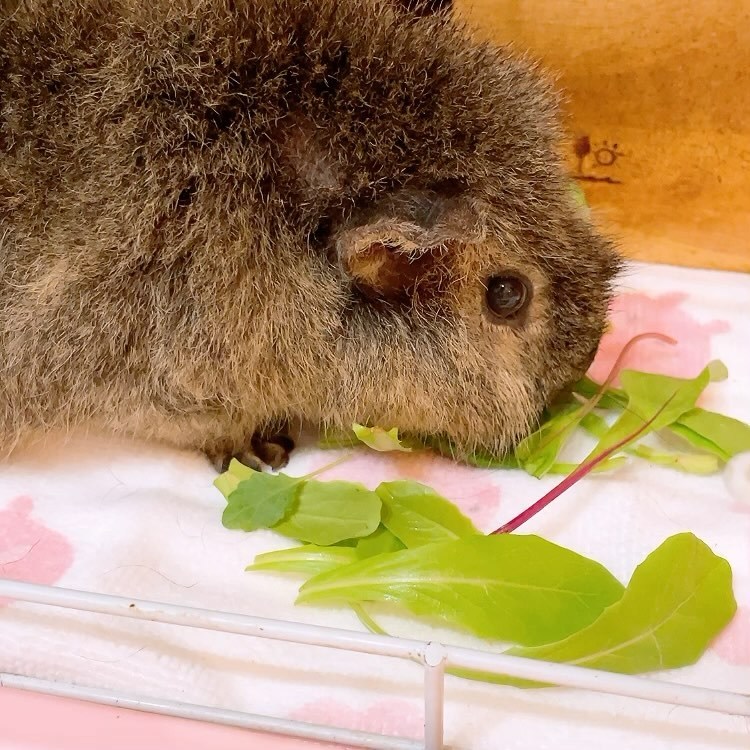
[{"left": 0, "top": 0, "right": 621, "bottom": 468}]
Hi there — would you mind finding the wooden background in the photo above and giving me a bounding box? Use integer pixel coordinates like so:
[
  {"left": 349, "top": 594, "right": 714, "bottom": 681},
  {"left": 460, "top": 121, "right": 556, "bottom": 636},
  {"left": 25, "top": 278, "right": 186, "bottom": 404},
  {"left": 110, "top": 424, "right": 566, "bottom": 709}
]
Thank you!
[{"left": 454, "top": 0, "right": 750, "bottom": 272}]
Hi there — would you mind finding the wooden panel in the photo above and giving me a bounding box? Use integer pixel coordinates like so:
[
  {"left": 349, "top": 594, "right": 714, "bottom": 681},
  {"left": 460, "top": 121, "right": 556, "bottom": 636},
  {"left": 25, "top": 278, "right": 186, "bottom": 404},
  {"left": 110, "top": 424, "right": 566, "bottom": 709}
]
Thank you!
[{"left": 454, "top": 0, "right": 750, "bottom": 272}]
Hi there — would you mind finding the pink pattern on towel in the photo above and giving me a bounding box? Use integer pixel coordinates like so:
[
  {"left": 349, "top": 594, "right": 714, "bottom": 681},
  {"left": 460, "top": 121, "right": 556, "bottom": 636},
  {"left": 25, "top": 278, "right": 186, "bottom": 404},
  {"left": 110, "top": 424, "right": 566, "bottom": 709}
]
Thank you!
[
  {"left": 589, "top": 291, "right": 729, "bottom": 384},
  {"left": 713, "top": 606, "right": 750, "bottom": 666},
  {"left": 0, "top": 496, "right": 74, "bottom": 605}
]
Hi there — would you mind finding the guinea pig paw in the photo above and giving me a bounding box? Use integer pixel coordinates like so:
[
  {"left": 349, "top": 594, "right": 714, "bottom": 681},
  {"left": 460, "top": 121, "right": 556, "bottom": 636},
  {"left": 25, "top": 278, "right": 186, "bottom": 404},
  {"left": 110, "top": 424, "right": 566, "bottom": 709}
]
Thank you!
[
  {"left": 250, "top": 431, "right": 295, "bottom": 471},
  {"left": 204, "top": 431, "right": 296, "bottom": 474}
]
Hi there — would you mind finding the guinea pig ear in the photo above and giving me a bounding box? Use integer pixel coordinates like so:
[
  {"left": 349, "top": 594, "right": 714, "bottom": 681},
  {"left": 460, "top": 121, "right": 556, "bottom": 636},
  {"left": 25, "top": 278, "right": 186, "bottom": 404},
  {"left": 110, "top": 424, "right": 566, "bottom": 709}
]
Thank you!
[{"left": 336, "top": 220, "right": 452, "bottom": 301}]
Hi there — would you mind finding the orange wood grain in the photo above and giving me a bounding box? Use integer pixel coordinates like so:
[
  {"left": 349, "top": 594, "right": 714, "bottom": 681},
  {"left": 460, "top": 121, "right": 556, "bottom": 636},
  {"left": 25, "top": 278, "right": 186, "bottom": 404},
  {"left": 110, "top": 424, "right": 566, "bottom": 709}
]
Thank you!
[{"left": 455, "top": 0, "right": 750, "bottom": 272}]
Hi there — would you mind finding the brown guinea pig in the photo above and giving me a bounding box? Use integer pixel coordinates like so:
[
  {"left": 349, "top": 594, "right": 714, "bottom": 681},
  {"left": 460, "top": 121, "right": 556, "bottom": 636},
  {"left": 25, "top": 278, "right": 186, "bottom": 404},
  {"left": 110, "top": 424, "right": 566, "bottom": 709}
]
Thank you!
[{"left": 0, "top": 0, "right": 621, "bottom": 470}]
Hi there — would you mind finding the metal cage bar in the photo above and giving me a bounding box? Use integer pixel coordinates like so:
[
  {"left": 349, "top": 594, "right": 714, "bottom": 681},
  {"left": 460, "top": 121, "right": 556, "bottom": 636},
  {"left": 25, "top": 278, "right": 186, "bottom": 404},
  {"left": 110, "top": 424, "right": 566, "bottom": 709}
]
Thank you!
[{"left": 1, "top": 578, "right": 749, "bottom": 749}]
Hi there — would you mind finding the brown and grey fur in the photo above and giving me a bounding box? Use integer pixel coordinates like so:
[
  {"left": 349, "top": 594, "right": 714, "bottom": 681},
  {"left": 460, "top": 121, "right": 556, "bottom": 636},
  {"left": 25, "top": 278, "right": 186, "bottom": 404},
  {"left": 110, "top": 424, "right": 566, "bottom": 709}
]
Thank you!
[{"left": 0, "top": 0, "right": 620, "bottom": 469}]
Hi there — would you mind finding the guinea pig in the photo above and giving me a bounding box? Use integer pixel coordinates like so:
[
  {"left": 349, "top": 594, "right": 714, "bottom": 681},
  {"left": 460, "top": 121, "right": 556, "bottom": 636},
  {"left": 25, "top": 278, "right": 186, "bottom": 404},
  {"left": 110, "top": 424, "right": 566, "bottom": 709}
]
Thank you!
[{"left": 0, "top": 0, "right": 620, "bottom": 471}]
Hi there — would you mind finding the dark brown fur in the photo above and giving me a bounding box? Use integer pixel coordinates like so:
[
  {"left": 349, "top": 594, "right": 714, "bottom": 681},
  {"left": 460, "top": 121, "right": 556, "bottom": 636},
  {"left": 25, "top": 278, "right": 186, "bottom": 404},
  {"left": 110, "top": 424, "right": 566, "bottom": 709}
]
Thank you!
[{"left": 0, "top": 0, "right": 620, "bottom": 466}]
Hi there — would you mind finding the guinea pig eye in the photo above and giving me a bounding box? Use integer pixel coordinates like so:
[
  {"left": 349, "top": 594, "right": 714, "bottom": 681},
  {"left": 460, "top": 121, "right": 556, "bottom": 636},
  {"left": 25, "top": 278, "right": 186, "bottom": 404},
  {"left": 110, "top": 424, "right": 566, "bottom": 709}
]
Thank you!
[{"left": 485, "top": 274, "right": 531, "bottom": 322}]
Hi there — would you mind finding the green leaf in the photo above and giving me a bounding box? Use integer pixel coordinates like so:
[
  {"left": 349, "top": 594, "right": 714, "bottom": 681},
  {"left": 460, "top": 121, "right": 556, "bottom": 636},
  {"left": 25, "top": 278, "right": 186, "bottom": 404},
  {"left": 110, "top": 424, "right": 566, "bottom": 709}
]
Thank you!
[
  {"left": 514, "top": 404, "right": 584, "bottom": 478},
  {"left": 670, "top": 408, "right": 750, "bottom": 461},
  {"left": 273, "top": 480, "right": 382, "bottom": 546},
  {"left": 214, "top": 457, "right": 260, "bottom": 498},
  {"left": 351, "top": 603, "right": 388, "bottom": 635},
  {"left": 352, "top": 423, "right": 413, "bottom": 452},
  {"left": 569, "top": 181, "right": 589, "bottom": 208},
  {"left": 221, "top": 469, "right": 302, "bottom": 531},
  {"left": 376, "top": 480, "right": 480, "bottom": 548},
  {"left": 355, "top": 525, "right": 406, "bottom": 559},
  {"left": 298, "top": 535, "right": 625, "bottom": 647},
  {"left": 548, "top": 457, "right": 628, "bottom": 475},
  {"left": 573, "top": 376, "right": 627, "bottom": 409},
  {"left": 465, "top": 451, "right": 520, "bottom": 470},
  {"left": 584, "top": 363, "right": 718, "bottom": 461},
  {"left": 317, "top": 428, "right": 361, "bottom": 450},
  {"left": 247, "top": 545, "right": 358, "bottom": 575},
  {"left": 581, "top": 411, "right": 720, "bottom": 475},
  {"left": 508, "top": 533, "right": 736, "bottom": 677},
  {"left": 628, "top": 444, "right": 719, "bottom": 474}
]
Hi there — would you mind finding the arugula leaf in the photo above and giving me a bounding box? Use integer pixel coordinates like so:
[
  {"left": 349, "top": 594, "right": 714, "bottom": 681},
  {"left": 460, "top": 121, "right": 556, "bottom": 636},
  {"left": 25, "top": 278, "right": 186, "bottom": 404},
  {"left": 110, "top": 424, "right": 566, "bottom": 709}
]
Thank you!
[
  {"left": 273, "top": 479, "right": 381, "bottom": 546},
  {"left": 569, "top": 181, "right": 589, "bottom": 209},
  {"left": 507, "top": 533, "right": 736, "bottom": 677},
  {"left": 376, "top": 480, "right": 480, "bottom": 548},
  {"left": 297, "top": 535, "right": 625, "bottom": 647},
  {"left": 351, "top": 603, "right": 388, "bottom": 635},
  {"left": 584, "top": 363, "right": 721, "bottom": 461},
  {"left": 574, "top": 376, "right": 627, "bottom": 409},
  {"left": 352, "top": 423, "right": 413, "bottom": 452},
  {"left": 220, "top": 469, "right": 302, "bottom": 531},
  {"left": 629, "top": 444, "right": 719, "bottom": 474},
  {"left": 214, "top": 458, "right": 261, "bottom": 498},
  {"left": 548, "top": 457, "right": 628, "bottom": 475},
  {"left": 670, "top": 408, "right": 750, "bottom": 461},
  {"left": 355, "top": 525, "right": 406, "bottom": 559},
  {"left": 580, "top": 412, "right": 720, "bottom": 474},
  {"left": 514, "top": 404, "right": 585, "bottom": 478},
  {"left": 247, "top": 545, "right": 358, "bottom": 575},
  {"left": 317, "top": 428, "right": 361, "bottom": 450}
]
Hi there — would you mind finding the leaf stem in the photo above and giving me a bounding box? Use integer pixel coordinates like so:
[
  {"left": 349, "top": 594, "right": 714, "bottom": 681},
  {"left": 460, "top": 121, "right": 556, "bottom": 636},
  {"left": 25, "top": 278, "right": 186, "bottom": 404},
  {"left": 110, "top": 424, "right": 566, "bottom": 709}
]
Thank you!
[
  {"left": 535, "top": 332, "right": 677, "bottom": 456},
  {"left": 576, "top": 332, "right": 677, "bottom": 422},
  {"left": 492, "top": 398, "right": 673, "bottom": 534},
  {"left": 303, "top": 452, "right": 355, "bottom": 480}
]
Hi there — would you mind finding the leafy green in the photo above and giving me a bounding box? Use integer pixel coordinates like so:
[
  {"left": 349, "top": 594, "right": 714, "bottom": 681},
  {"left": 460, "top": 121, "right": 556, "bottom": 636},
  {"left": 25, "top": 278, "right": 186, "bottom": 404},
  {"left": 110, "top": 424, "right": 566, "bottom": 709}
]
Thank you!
[
  {"left": 507, "top": 533, "right": 736, "bottom": 678},
  {"left": 352, "top": 424, "right": 412, "bottom": 452},
  {"left": 514, "top": 404, "right": 585, "bottom": 478},
  {"left": 355, "top": 525, "right": 406, "bottom": 559},
  {"left": 583, "top": 363, "right": 722, "bottom": 461},
  {"left": 220, "top": 468, "right": 302, "bottom": 531},
  {"left": 298, "top": 535, "right": 625, "bottom": 647},
  {"left": 573, "top": 376, "right": 627, "bottom": 409},
  {"left": 376, "top": 480, "right": 480, "bottom": 548},
  {"left": 214, "top": 351, "right": 745, "bottom": 684},
  {"left": 273, "top": 480, "right": 382, "bottom": 546},
  {"left": 317, "top": 428, "right": 361, "bottom": 450},
  {"left": 216, "top": 457, "right": 383, "bottom": 545},
  {"left": 670, "top": 408, "right": 750, "bottom": 461},
  {"left": 548, "top": 457, "right": 628, "bottom": 475},
  {"left": 628, "top": 444, "right": 719, "bottom": 474},
  {"left": 315, "top": 357, "right": 750, "bottom": 480},
  {"left": 351, "top": 604, "right": 388, "bottom": 635},
  {"left": 248, "top": 545, "right": 358, "bottom": 575},
  {"left": 580, "top": 411, "right": 720, "bottom": 474},
  {"left": 214, "top": 457, "right": 262, "bottom": 498}
]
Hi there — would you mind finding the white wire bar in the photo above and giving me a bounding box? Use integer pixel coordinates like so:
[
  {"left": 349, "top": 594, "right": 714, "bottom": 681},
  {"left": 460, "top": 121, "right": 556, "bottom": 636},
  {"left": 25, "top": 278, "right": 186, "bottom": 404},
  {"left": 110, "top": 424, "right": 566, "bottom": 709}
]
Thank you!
[{"left": 1, "top": 578, "right": 749, "bottom": 750}]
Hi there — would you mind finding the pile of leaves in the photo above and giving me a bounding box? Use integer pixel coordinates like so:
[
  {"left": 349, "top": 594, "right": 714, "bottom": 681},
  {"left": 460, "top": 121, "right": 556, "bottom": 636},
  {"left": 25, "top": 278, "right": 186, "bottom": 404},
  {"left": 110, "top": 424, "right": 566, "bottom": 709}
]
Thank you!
[
  {"left": 214, "top": 351, "right": 750, "bottom": 686},
  {"left": 322, "top": 339, "right": 750, "bottom": 480}
]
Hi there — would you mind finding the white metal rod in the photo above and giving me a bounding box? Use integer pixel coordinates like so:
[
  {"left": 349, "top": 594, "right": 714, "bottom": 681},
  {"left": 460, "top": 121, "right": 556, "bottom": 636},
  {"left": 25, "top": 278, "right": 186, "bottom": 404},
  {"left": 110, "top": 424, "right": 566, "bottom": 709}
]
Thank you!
[
  {"left": 2, "top": 578, "right": 749, "bottom": 720},
  {"left": 423, "top": 643, "right": 446, "bottom": 750},
  {"left": 445, "top": 647, "right": 750, "bottom": 717},
  {"left": 0, "top": 579, "right": 426, "bottom": 660},
  {"left": 0, "top": 673, "right": 421, "bottom": 750}
]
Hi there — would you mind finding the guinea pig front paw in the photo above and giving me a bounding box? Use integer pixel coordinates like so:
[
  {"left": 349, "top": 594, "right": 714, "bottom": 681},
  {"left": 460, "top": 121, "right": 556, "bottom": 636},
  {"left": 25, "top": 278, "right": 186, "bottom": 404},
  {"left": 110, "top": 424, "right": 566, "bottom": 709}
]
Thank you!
[
  {"left": 250, "top": 431, "right": 295, "bottom": 471},
  {"left": 205, "top": 431, "right": 295, "bottom": 473}
]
